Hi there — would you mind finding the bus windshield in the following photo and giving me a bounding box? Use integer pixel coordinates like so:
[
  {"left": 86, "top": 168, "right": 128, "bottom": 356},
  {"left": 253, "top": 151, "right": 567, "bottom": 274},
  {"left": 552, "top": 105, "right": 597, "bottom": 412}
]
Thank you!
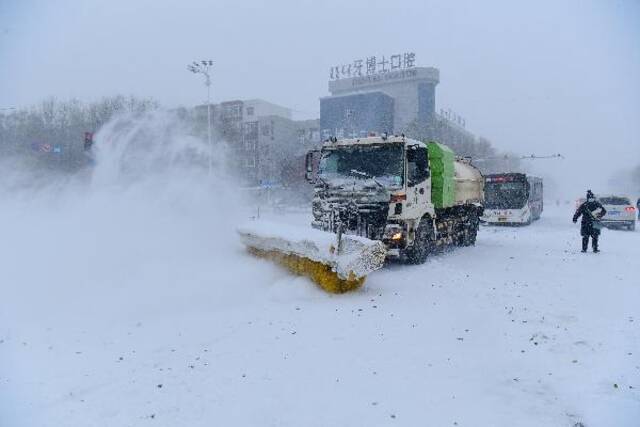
[
  {"left": 485, "top": 182, "right": 528, "bottom": 209},
  {"left": 319, "top": 145, "right": 404, "bottom": 187}
]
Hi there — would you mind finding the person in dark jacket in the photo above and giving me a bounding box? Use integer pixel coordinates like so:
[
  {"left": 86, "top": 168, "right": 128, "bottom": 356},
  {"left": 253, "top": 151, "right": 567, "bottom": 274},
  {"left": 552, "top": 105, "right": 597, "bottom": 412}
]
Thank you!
[{"left": 573, "top": 190, "right": 607, "bottom": 253}]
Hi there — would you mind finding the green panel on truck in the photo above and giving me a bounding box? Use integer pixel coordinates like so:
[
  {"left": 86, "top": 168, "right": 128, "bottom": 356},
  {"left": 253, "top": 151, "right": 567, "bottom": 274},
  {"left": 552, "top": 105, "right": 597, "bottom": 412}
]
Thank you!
[
  {"left": 431, "top": 182, "right": 455, "bottom": 207},
  {"left": 430, "top": 161, "right": 455, "bottom": 176},
  {"left": 428, "top": 141, "right": 456, "bottom": 208},
  {"left": 428, "top": 141, "right": 455, "bottom": 159}
]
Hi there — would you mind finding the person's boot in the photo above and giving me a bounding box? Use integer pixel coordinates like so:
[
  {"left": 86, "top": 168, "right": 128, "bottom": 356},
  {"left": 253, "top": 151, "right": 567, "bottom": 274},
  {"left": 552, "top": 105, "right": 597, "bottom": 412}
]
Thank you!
[
  {"left": 582, "top": 236, "right": 588, "bottom": 252},
  {"left": 593, "top": 236, "right": 599, "bottom": 253}
]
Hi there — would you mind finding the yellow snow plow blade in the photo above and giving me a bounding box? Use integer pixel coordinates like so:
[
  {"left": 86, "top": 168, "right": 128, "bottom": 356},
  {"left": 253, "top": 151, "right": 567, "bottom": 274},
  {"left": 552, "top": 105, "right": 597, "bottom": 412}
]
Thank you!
[
  {"left": 246, "top": 247, "right": 366, "bottom": 293},
  {"left": 237, "top": 221, "right": 386, "bottom": 294}
]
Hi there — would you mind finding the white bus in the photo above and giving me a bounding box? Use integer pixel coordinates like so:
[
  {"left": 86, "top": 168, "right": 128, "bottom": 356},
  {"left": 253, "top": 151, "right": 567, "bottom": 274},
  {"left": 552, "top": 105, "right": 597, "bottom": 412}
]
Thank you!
[{"left": 482, "top": 173, "right": 543, "bottom": 225}]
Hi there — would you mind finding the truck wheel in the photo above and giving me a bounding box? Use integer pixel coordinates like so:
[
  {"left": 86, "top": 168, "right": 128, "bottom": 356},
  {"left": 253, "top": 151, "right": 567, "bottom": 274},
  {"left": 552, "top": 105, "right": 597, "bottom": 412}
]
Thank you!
[
  {"left": 464, "top": 224, "right": 478, "bottom": 246},
  {"left": 405, "top": 219, "right": 435, "bottom": 264},
  {"left": 454, "top": 225, "right": 465, "bottom": 247},
  {"left": 630, "top": 222, "right": 636, "bottom": 231},
  {"left": 463, "top": 213, "right": 479, "bottom": 246}
]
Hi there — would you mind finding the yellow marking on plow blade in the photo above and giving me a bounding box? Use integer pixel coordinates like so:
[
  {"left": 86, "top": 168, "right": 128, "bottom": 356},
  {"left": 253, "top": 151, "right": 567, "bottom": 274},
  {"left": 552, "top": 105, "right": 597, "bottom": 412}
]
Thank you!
[{"left": 248, "top": 247, "right": 365, "bottom": 294}]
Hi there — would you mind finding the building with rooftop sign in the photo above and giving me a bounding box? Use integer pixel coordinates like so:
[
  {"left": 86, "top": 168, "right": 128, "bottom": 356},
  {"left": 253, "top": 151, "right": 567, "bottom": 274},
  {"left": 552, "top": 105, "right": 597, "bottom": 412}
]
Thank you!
[
  {"left": 321, "top": 66, "right": 440, "bottom": 138},
  {"left": 320, "top": 56, "right": 486, "bottom": 163}
]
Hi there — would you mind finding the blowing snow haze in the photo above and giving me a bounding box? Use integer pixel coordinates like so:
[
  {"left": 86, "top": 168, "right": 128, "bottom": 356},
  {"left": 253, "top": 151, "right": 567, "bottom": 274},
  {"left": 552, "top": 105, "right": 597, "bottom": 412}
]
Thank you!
[{"left": 1, "top": 1, "right": 640, "bottom": 426}]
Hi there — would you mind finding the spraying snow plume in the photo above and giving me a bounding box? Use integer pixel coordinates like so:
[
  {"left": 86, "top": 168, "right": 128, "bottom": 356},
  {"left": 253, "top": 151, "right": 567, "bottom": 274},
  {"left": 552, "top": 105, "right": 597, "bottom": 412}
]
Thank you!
[
  {"left": 91, "top": 111, "right": 220, "bottom": 186},
  {"left": 0, "top": 110, "right": 250, "bottom": 300},
  {"left": 0, "top": 110, "right": 279, "bottom": 425},
  {"left": 0, "top": 109, "right": 237, "bottom": 206},
  {"left": 0, "top": 111, "right": 257, "bottom": 340}
]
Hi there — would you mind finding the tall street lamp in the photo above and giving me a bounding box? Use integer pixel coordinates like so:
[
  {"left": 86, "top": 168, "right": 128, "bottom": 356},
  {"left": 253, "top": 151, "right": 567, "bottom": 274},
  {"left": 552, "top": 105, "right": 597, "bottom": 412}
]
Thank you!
[{"left": 188, "top": 60, "right": 214, "bottom": 176}]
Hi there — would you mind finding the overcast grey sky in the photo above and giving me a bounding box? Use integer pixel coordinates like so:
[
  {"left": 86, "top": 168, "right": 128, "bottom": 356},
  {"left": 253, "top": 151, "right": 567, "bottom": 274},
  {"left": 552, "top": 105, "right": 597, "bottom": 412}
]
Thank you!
[{"left": 1, "top": 0, "right": 639, "bottom": 193}]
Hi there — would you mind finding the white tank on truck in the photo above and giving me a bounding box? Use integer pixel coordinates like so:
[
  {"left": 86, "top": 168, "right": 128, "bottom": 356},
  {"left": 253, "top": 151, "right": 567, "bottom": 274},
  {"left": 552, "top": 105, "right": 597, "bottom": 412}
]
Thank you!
[{"left": 454, "top": 158, "right": 484, "bottom": 205}]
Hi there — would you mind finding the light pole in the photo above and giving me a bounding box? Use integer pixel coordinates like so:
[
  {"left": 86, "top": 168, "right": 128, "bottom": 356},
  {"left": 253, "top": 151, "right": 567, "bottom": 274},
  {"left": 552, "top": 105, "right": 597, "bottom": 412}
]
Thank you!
[{"left": 187, "top": 60, "right": 214, "bottom": 176}]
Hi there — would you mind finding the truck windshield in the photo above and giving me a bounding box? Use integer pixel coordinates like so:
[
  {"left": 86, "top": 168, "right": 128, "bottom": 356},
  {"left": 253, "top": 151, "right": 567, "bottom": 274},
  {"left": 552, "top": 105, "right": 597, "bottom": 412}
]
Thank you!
[
  {"left": 485, "top": 182, "right": 528, "bottom": 209},
  {"left": 319, "top": 145, "right": 404, "bottom": 187}
]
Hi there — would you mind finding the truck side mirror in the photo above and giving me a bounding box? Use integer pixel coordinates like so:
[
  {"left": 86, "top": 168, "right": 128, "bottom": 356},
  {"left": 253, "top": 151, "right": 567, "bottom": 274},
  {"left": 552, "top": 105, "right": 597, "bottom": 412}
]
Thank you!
[{"left": 305, "top": 151, "right": 317, "bottom": 183}]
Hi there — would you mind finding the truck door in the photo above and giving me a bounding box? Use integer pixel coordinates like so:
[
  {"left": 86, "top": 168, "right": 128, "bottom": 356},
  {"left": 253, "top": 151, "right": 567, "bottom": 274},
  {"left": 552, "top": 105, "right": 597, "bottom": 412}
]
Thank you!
[{"left": 406, "top": 145, "right": 432, "bottom": 218}]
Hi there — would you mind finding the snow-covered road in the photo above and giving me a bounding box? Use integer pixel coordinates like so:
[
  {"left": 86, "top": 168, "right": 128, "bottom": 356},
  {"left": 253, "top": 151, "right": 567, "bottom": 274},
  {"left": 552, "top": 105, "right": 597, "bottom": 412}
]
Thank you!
[{"left": 1, "top": 205, "right": 638, "bottom": 427}]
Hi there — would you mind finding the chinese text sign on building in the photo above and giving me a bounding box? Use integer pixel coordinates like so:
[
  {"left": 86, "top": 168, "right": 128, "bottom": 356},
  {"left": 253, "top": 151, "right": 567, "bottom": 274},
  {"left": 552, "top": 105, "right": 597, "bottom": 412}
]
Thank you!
[{"left": 329, "top": 52, "right": 416, "bottom": 81}]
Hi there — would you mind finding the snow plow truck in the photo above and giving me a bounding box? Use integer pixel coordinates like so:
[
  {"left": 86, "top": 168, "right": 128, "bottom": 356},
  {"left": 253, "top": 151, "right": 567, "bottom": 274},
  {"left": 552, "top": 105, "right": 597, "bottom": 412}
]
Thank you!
[
  {"left": 238, "top": 134, "right": 484, "bottom": 293},
  {"left": 305, "top": 135, "right": 484, "bottom": 264}
]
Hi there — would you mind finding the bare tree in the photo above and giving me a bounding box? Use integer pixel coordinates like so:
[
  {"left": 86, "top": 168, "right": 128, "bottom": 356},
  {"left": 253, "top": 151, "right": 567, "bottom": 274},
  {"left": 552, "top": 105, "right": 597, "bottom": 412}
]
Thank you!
[{"left": 0, "top": 96, "right": 159, "bottom": 172}]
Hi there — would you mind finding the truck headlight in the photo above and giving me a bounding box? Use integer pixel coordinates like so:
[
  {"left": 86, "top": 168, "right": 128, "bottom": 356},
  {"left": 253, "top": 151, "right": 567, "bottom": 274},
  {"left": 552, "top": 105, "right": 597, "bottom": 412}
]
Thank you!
[{"left": 384, "top": 224, "right": 404, "bottom": 241}]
